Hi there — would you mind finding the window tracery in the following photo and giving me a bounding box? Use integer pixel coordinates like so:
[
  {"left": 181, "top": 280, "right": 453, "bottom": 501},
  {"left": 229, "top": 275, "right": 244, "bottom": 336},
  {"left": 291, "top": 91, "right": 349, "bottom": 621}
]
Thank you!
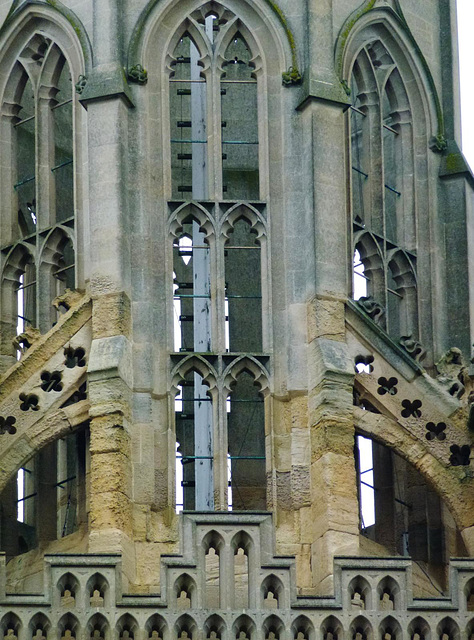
[
  {"left": 349, "top": 39, "right": 418, "bottom": 343},
  {"left": 168, "top": 4, "right": 268, "bottom": 513},
  {"left": 0, "top": 32, "right": 79, "bottom": 358}
]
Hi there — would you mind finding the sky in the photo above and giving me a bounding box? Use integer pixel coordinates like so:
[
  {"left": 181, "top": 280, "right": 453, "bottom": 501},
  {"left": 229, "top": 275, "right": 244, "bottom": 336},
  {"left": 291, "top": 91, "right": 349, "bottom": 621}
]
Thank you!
[{"left": 457, "top": 0, "right": 474, "bottom": 169}]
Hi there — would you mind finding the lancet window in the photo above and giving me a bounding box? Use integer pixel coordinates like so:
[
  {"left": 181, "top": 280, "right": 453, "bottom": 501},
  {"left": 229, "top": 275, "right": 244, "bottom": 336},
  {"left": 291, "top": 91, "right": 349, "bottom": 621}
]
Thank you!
[
  {"left": 0, "top": 33, "right": 79, "bottom": 358},
  {"left": 350, "top": 40, "right": 418, "bottom": 342},
  {"left": 168, "top": 7, "right": 261, "bottom": 201},
  {"left": 168, "top": 4, "right": 269, "bottom": 513}
]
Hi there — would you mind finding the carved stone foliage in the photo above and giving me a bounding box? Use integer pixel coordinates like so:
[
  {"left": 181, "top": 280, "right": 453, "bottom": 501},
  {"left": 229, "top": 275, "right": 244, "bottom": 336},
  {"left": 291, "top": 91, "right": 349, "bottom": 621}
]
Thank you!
[
  {"left": 357, "top": 296, "right": 385, "bottom": 323},
  {"left": 399, "top": 335, "right": 426, "bottom": 362},
  {"left": 436, "top": 348, "right": 468, "bottom": 399}
]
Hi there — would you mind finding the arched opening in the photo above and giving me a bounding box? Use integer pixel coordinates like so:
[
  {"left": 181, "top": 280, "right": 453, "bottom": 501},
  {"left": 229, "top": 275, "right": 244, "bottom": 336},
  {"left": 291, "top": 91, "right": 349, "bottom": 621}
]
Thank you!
[{"left": 0, "top": 425, "right": 87, "bottom": 560}]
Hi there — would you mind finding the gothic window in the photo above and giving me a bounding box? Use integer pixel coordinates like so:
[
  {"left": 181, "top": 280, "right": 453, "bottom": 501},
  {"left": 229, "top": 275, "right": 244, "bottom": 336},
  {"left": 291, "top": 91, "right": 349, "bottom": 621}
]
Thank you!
[
  {"left": 168, "top": 10, "right": 260, "bottom": 201},
  {"left": 1, "top": 33, "right": 79, "bottom": 357},
  {"left": 169, "top": 3, "right": 268, "bottom": 514},
  {"left": 227, "top": 369, "right": 265, "bottom": 510},
  {"left": 350, "top": 41, "right": 417, "bottom": 342}
]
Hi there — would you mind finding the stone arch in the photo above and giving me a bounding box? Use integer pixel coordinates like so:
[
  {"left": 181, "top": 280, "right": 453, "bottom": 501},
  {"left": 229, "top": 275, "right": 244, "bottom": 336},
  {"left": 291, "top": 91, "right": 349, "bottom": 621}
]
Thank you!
[
  {"left": 377, "top": 576, "right": 401, "bottom": 610},
  {"left": 127, "top": 0, "right": 299, "bottom": 84},
  {"left": 465, "top": 576, "right": 474, "bottom": 611},
  {"left": 174, "top": 614, "right": 197, "bottom": 640},
  {"left": 262, "top": 616, "right": 284, "bottom": 640},
  {"left": 57, "top": 613, "right": 80, "bottom": 640},
  {"left": 349, "top": 616, "right": 373, "bottom": 640},
  {"left": 408, "top": 617, "right": 430, "bottom": 640},
  {"left": 292, "top": 615, "right": 315, "bottom": 640},
  {"left": 171, "top": 355, "right": 217, "bottom": 398},
  {"left": 202, "top": 529, "right": 225, "bottom": 554},
  {"left": 115, "top": 615, "right": 139, "bottom": 640},
  {"left": 338, "top": 5, "right": 440, "bottom": 141},
  {"left": 144, "top": 615, "right": 168, "bottom": 640},
  {"left": 56, "top": 571, "right": 80, "bottom": 607},
  {"left": 203, "top": 615, "right": 226, "bottom": 640},
  {"left": 165, "top": 17, "right": 212, "bottom": 77},
  {"left": 379, "top": 616, "right": 402, "bottom": 640},
  {"left": 85, "top": 614, "right": 109, "bottom": 640},
  {"left": 261, "top": 574, "right": 285, "bottom": 609},
  {"left": 0, "top": 2, "right": 91, "bottom": 76},
  {"left": 353, "top": 406, "right": 474, "bottom": 551},
  {"left": 223, "top": 355, "right": 269, "bottom": 396},
  {"left": 232, "top": 615, "right": 256, "bottom": 640},
  {"left": 215, "top": 17, "right": 263, "bottom": 80},
  {"left": 0, "top": 613, "right": 22, "bottom": 640},
  {"left": 348, "top": 575, "right": 372, "bottom": 610},
  {"left": 320, "top": 616, "right": 343, "bottom": 640},
  {"left": 28, "top": 614, "right": 50, "bottom": 640},
  {"left": 436, "top": 619, "right": 460, "bottom": 640},
  {"left": 221, "top": 203, "right": 266, "bottom": 243},
  {"left": 354, "top": 232, "right": 384, "bottom": 302},
  {"left": 169, "top": 202, "right": 216, "bottom": 240},
  {"left": 85, "top": 574, "right": 110, "bottom": 609},
  {"left": 173, "top": 573, "right": 198, "bottom": 609}
]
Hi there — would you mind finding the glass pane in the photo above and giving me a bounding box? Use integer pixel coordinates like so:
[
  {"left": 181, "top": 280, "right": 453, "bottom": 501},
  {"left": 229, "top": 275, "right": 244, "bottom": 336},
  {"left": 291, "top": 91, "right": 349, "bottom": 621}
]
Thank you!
[
  {"left": 16, "top": 77, "right": 36, "bottom": 236},
  {"left": 170, "top": 35, "right": 207, "bottom": 200},
  {"left": 53, "top": 60, "right": 73, "bottom": 222},
  {"left": 173, "top": 221, "right": 211, "bottom": 352},
  {"left": 175, "top": 371, "right": 213, "bottom": 511},
  {"left": 225, "top": 218, "right": 262, "bottom": 352},
  {"left": 227, "top": 371, "right": 265, "bottom": 510},
  {"left": 222, "top": 35, "right": 259, "bottom": 200}
]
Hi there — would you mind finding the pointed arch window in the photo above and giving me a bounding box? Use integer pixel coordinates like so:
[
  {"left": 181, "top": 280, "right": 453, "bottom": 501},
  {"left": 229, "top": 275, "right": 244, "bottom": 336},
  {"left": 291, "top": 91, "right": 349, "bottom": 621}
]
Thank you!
[
  {"left": 1, "top": 32, "right": 80, "bottom": 357},
  {"left": 168, "top": 9, "right": 261, "bottom": 201},
  {"left": 168, "top": 4, "right": 269, "bottom": 513},
  {"left": 349, "top": 41, "right": 418, "bottom": 342}
]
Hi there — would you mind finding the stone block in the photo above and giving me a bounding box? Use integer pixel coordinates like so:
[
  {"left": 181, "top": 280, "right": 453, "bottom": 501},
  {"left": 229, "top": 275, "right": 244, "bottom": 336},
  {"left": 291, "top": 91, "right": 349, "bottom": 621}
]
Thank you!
[
  {"left": 308, "top": 296, "right": 345, "bottom": 343},
  {"left": 92, "top": 292, "right": 131, "bottom": 339}
]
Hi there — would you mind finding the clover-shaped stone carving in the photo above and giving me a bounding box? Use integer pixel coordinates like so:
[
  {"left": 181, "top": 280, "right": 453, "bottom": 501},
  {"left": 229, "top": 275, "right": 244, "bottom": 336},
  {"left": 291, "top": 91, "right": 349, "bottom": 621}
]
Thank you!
[
  {"left": 355, "top": 354, "right": 374, "bottom": 373},
  {"left": 0, "top": 416, "right": 16, "bottom": 434},
  {"left": 450, "top": 444, "right": 471, "bottom": 466},
  {"left": 19, "top": 392, "right": 39, "bottom": 411},
  {"left": 40, "top": 370, "right": 63, "bottom": 392},
  {"left": 401, "top": 399, "right": 422, "bottom": 418},
  {"left": 425, "top": 421, "right": 446, "bottom": 441},
  {"left": 64, "top": 346, "right": 86, "bottom": 368},
  {"left": 377, "top": 376, "right": 398, "bottom": 396}
]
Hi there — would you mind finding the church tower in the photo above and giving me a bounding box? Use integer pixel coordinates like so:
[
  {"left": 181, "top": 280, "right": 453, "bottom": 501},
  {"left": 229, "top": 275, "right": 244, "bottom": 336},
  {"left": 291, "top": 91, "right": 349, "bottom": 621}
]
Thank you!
[{"left": 0, "top": 0, "right": 474, "bottom": 638}]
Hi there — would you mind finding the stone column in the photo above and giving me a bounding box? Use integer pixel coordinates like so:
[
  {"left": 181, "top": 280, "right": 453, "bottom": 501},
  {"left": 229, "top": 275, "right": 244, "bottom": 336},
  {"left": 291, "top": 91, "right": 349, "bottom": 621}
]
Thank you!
[
  {"left": 80, "top": 0, "right": 135, "bottom": 584},
  {"left": 302, "top": 0, "right": 360, "bottom": 594}
]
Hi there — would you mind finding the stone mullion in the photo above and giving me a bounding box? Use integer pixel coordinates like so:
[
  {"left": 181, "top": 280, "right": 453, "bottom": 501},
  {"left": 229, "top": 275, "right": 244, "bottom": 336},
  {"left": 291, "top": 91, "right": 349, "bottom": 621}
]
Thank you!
[
  {"left": 219, "top": 541, "right": 233, "bottom": 609},
  {"left": 214, "top": 384, "right": 228, "bottom": 511},
  {"left": 210, "top": 66, "right": 221, "bottom": 201},
  {"left": 0, "top": 109, "right": 20, "bottom": 245},
  {"left": 36, "top": 92, "right": 55, "bottom": 229},
  {"left": 362, "top": 100, "right": 384, "bottom": 237},
  {"left": 396, "top": 115, "right": 415, "bottom": 250},
  {"left": 36, "top": 92, "right": 56, "bottom": 334}
]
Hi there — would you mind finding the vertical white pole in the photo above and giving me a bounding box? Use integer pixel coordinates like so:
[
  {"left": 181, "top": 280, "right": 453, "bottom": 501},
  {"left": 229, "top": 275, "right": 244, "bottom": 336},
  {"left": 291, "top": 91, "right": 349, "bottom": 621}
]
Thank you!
[{"left": 191, "top": 20, "right": 213, "bottom": 509}]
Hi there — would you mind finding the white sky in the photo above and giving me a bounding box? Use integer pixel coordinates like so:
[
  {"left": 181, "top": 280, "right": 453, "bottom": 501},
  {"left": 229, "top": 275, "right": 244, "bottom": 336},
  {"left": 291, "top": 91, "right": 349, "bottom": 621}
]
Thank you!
[{"left": 457, "top": 0, "right": 474, "bottom": 169}]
